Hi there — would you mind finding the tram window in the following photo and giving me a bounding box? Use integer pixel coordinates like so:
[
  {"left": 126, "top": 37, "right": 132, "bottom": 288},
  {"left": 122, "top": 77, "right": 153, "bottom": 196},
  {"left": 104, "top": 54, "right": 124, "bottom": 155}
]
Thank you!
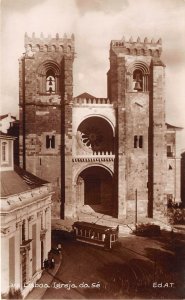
[
  {"left": 86, "top": 231, "right": 90, "bottom": 238},
  {"left": 90, "top": 232, "right": 95, "bottom": 239},
  {"left": 94, "top": 232, "right": 98, "bottom": 240},
  {"left": 73, "top": 222, "right": 119, "bottom": 249}
]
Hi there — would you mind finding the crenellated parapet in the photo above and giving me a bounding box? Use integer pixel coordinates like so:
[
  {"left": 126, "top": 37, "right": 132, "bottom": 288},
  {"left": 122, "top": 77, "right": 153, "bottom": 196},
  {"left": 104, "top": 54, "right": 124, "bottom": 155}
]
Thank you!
[
  {"left": 111, "top": 36, "right": 162, "bottom": 57},
  {"left": 24, "top": 32, "right": 75, "bottom": 54},
  {"left": 73, "top": 97, "right": 112, "bottom": 105}
]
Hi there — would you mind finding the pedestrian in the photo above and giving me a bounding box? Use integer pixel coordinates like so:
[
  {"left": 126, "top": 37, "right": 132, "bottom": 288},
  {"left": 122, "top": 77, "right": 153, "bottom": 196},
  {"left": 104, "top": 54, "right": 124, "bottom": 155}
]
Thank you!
[
  {"left": 57, "top": 244, "right": 62, "bottom": 254},
  {"left": 44, "top": 259, "right": 47, "bottom": 269},
  {"left": 51, "top": 257, "right": 55, "bottom": 269},
  {"left": 48, "top": 258, "right": 51, "bottom": 269},
  {"left": 46, "top": 259, "right": 50, "bottom": 269}
]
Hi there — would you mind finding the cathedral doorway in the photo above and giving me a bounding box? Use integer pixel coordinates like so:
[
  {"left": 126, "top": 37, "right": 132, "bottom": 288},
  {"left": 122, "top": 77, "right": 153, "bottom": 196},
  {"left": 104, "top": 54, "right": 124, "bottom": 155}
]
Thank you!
[{"left": 76, "top": 166, "right": 114, "bottom": 216}]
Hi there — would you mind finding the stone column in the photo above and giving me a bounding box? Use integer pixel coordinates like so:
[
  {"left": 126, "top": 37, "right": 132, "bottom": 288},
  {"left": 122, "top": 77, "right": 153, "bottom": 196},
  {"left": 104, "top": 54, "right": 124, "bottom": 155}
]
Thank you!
[
  {"left": 45, "top": 206, "right": 51, "bottom": 254},
  {"left": 1, "top": 233, "right": 9, "bottom": 294}
]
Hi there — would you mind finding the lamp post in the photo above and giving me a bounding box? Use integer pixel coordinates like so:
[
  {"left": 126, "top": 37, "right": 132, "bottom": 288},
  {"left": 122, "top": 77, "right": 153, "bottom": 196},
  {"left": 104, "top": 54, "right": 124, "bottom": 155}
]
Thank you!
[{"left": 135, "top": 189, "right": 138, "bottom": 229}]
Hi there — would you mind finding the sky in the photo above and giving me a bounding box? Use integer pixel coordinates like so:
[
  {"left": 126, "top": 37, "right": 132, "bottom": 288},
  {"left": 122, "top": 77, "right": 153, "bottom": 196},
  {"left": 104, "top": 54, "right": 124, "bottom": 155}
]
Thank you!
[{"left": 1, "top": 0, "right": 185, "bottom": 149}]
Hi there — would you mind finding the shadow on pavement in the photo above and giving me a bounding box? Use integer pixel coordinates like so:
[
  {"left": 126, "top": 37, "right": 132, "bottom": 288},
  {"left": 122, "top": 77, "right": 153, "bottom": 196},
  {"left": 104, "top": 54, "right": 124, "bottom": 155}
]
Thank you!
[{"left": 91, "top": 231, "right": 185, "bottom": 299}]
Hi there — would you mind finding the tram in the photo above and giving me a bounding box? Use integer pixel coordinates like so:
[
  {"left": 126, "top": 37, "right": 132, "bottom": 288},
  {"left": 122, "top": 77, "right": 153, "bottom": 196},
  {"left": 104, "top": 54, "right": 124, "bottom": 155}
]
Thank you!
[{"left": 72, "top": 221, "right": 119, "bottom": 250}]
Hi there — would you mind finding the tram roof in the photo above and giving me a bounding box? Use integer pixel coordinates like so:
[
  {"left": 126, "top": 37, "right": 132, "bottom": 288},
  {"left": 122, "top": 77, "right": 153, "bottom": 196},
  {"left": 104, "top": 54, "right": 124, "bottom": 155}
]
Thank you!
[{"left": 73, "top": 221, "right": 118, "bottom": 233}]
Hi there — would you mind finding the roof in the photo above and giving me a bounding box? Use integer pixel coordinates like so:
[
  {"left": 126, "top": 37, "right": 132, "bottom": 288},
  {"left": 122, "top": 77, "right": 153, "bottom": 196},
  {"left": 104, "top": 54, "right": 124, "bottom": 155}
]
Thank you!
[
  {"left": 166, "top": 123, "right": 183, "bottom": 130},
  {"left": 73, "top": 221, "right": 118, "bottom": 233},
  {"left": 0, "top": 114, "right": 16, "bottom": 121},
  {"left": 1, "top": 166, "right": 48, "bottom": 197},
  {"left": 0, "top": 132, "right": 16, "bottom": 139},
  {"left": 0, "top": 131, "right": 8, "bottom": 136},
  {"left": 75, "top": 92, "right": 97, "bottom": 99}
]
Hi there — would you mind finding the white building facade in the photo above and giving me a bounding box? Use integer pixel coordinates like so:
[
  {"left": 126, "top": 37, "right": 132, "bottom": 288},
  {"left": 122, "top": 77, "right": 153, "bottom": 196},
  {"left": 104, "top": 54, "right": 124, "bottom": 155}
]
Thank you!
[{"left": 0, "top": 134, "right": 52, "bottom": 298}]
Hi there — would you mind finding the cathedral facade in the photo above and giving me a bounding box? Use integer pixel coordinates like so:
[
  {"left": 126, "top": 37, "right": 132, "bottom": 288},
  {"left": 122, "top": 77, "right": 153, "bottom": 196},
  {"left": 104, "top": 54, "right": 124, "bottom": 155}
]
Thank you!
[{"left": 19, "top": 33, "right": 181, "bottom": 220}]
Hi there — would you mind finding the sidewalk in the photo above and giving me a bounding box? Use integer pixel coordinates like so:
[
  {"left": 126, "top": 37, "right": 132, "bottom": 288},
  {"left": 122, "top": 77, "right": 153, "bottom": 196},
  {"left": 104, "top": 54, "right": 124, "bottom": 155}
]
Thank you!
[{"left": 26, "top": 252, "right": 62, "bottom": 299}]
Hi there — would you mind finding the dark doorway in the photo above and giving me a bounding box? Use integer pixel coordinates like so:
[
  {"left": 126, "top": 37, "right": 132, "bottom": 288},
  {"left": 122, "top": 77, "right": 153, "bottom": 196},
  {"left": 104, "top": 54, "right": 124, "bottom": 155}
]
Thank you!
[
  {"left": 77, "top": 166, "right": 114, "bottom": 215},
  {"left": 21, "top": 250, "right": 27, "bottom": 288},
  {"left": 85, "top": 177, "right": 101, "bottom": 205},
  {"left": 41, "top": 241, "right": 44, "bottom": 269}
]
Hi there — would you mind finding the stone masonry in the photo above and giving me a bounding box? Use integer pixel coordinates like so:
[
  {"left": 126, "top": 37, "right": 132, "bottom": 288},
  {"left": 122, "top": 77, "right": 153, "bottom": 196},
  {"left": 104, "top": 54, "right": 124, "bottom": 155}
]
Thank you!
[{"left": 19, "top": 34, "right": 181, "bottom": 220}]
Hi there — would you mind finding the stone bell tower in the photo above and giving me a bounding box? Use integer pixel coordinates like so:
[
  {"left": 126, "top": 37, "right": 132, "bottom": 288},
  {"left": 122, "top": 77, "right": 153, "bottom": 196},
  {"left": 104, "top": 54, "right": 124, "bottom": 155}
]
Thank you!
[
  {"left": 107, "top": 36, "right": 167, "bottom": 218},
  {"left": 19, "top": 32, "right": 75, "bottom": 218}
]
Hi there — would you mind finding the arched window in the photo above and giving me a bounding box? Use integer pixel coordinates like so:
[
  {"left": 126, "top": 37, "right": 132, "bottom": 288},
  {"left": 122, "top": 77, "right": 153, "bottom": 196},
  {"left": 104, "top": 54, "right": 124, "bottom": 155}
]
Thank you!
[
  {"left": 154, "top": 50, "right": 159, "bottom": 57},
  {"left": 127, "top": 61, "right": 150, "bottom": 92},
  {"left": 67, "top": 45, "right": 71, "bottom": 53},
  {"left": 22, "top": 220, "right": 26, "bottom": 242},
  {"left": 133, "top": 48, "right": 137, "bottom": 55},
  {"left": 43, "top": 44, "right": 48, "bottom": 52},
  {"left": 35, "top": 44, "right": 40, "bottom": 52},
  {"left": 46, "top": 70, "right": 56, "bottom": 94},
  {"left": 59, "top": 45, "right": 64, "bottom": 52},
  {"left": 133, "top": 69, "right": 143, "bottom": 91},
  {"left": 126, "top": 48, "right": 130, "bottom": 54},
  {"left": 2, "top": 142, "right": 8, "bottom": 163},
  {"left": 46, "top": 135, "right": 55, "bottom": 149},
  {"left": 140, "top": 49, "right": 145, "bottom": 55},
  {"left": 51, "top": 45, "right": 56, "bottom": 52},
  {"left": 37, "top": 60, "right": 60, "bottom": 94}
]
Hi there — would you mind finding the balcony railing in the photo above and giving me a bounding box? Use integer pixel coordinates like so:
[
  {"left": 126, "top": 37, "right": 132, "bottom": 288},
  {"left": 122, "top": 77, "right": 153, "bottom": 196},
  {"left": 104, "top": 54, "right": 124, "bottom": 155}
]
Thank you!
[{"left": 20, "top": 239, "right": 32, "bottom": 252}]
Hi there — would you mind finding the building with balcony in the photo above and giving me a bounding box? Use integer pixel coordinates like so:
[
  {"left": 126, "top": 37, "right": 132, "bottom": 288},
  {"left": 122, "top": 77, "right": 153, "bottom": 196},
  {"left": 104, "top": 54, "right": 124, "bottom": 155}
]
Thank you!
[
  {"left": 18, "top": 33, "right": 182, "bottom": 220},
  {"left": 165, "top": 124, "right": 183, "bottom": 204},
  {"left": 0, "top": 113, "right": 17, "bottom": 134},
  {"left": 0, "top": 133, "right": 52, "bottom": 298},
  {"left": 0, "top": 113, "right": 20, "bottom": 166}
]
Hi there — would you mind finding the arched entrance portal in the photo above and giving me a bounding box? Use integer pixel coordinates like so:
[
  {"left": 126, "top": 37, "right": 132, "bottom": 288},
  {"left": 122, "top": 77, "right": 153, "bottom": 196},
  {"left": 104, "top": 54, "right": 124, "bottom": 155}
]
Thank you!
[{"left": 76, "top": 166, "right": 114, "bottom": 216}]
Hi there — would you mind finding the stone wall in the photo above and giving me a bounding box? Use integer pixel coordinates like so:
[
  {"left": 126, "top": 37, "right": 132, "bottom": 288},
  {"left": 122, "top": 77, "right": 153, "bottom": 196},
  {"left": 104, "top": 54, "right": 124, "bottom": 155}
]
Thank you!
[
  {"left": 19, "top": 34, "right": 173, "bottom": 220},
  {"left": 19, "top": 34, "right": 75, "bottom": 219},
  {"left": 125, "top": 93, "right": 149, "bottom": 202},
  {"left": 152, "top": 64, "right": 167, "bottom": 218},
  {"left": 108, "top": 37, "right": 166, "bottom": 218}
]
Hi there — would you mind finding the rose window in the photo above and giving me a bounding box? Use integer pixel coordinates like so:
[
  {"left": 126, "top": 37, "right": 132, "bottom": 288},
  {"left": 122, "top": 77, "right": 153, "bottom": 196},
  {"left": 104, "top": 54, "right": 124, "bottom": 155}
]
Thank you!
[
  {"left": 80, "top": 127, "right": 103, "bottom": 149},
  {"left": 77, "top": 117, "right": 114, "bottom": 154}
]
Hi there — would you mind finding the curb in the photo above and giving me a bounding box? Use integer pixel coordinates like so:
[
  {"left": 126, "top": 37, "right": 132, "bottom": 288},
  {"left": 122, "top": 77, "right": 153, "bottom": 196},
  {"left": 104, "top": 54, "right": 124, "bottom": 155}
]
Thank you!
[{"left": 26, "top": 253, "right": 62, "bottom": 299}]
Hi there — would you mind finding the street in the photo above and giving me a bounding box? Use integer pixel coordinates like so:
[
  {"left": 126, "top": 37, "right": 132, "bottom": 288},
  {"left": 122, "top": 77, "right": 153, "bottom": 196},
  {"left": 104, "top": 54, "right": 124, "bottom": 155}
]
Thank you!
[{"left": 42, "top": 231, "right": 185, "bottom": 299}]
